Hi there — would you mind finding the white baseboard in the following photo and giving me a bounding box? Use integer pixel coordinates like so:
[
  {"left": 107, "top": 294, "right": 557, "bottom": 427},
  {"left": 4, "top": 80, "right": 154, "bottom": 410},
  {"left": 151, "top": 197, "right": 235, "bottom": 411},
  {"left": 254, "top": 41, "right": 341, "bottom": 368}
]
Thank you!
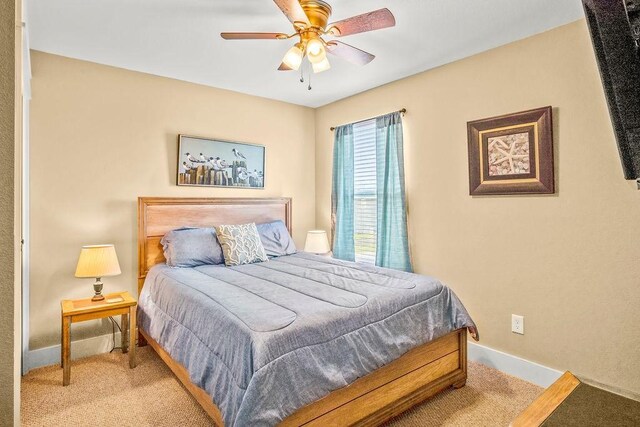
[
  {"left": 25, "top": 331, "right": 121, "bottom": 373},
  {"left": 468, "top": 341, "right": 563, "bottom": 388}
]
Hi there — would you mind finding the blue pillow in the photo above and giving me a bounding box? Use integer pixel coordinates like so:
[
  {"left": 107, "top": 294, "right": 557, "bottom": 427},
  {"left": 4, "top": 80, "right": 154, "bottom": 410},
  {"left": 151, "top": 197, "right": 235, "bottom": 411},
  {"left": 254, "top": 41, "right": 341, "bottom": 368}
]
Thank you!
[
  {"left": 161, "top": 227, "right": 225, "bottom": 268},
  {"left": 256, "top": 220, "right": 297, "bottom": 257}
]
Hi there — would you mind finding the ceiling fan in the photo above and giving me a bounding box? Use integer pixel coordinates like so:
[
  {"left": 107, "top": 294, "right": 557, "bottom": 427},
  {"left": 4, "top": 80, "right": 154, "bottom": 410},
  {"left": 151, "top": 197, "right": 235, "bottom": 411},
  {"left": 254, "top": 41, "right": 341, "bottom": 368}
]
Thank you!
[{"left": 221, "top": 0, "right": 396, "bottom": 74}]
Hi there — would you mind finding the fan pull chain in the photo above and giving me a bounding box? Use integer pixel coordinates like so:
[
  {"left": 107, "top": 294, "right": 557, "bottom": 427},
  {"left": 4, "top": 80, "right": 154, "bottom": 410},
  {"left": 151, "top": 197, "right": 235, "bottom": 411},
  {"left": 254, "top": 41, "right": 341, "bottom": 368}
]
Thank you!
[{"left": 296, "top": 62, "right": 312, "bottom": 91}]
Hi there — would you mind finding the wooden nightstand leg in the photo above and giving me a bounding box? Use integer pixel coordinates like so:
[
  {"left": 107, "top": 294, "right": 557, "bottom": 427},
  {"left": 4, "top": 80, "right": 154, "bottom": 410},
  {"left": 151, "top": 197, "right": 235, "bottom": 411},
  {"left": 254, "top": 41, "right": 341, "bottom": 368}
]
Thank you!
[
  {"left": 129, "top": 305, "right": 136, "bottom": 368},
  {"left": 121, "top": 313, "right": 129, "bottom": 354},
  {"left": 62, "top": 316, "right": 71, "bottom": 386}
]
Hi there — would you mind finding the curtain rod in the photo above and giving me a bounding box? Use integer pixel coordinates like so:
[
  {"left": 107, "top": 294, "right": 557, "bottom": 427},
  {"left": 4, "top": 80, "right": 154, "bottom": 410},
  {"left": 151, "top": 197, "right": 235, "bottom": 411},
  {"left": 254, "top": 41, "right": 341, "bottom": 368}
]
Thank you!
[{"left": 329, "top": 108, "right": 407, "bottom": 131}]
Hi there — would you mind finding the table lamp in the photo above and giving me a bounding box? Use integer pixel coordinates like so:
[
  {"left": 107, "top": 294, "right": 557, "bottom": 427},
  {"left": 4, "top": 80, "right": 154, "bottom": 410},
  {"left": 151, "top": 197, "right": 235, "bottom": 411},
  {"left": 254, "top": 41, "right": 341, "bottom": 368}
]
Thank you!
[
  {"left": 304, "top": 230, "right": 331, "bottom": 255},
  {"left": 75, "top": 244, "right": 121, "bottom": 301}
]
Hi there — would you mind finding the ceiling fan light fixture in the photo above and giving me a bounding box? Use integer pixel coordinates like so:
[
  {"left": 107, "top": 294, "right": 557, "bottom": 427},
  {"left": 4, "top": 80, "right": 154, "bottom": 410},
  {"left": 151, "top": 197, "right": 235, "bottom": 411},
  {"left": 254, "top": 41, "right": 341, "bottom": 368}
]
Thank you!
[
  {"left": 308, "top": 47, "right": 327, "bottom": 64},
  {"left": 306, "top": 38, "right": 326, "bottom": 64},
  {"left": 307, "top": 38, "right": 323, "bottom": 56},
  {"left": 221, "top": 2, "right": 396, "bottom": 78},
  {"left": 312, "top": 56, "right": 331, "bottom": 73},
  {"left": 282, "top": 43, "right": 304, "bottom": 71}
]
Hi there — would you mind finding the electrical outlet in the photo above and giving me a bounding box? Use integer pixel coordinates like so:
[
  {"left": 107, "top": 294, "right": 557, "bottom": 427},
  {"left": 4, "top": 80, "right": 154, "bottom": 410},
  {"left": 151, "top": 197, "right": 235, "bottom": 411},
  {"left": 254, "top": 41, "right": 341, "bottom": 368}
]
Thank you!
[{"left": 512, "top": 314, "right": 524, "bottom": 335}]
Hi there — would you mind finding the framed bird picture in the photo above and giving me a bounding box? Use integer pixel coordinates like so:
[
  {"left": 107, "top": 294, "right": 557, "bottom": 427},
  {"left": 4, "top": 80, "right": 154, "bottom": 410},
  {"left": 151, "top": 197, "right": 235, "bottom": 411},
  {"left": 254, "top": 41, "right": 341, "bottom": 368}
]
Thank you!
[{"left": 177, "top": 135, "right": 265, "bottom": 188}]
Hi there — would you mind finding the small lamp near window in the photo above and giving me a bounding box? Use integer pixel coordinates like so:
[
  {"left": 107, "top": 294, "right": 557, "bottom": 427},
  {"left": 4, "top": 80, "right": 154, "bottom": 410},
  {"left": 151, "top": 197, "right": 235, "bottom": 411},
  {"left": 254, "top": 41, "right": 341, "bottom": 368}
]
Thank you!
[
  {"left": 75, "top": 244, "right": 121, "bottom": 301},
  {"left": 304, "top": 230, "right": 331, "bottom": 255}
]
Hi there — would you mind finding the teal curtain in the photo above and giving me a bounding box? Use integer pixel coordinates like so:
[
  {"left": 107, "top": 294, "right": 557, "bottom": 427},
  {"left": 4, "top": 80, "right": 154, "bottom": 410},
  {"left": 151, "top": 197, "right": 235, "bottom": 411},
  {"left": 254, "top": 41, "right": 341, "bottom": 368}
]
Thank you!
[
  {"left": 331, "top": 124, "right": 355, "bottom": 261},
  {"left": 375, "top": 112, "right": 412, "bottom": 272}
]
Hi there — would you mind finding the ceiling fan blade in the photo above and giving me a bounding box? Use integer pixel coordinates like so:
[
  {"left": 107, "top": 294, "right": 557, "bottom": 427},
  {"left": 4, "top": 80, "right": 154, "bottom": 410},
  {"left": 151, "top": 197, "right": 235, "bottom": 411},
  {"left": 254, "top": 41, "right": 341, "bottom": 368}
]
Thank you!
[
  {"left": 220, "top": 32, "right": 288, "bottom": 40},
  {"left": 278, "top": 62, "right": 294, "bottom": 71},
  {"left": 273, "top": 0, "right": 310, "bottom": 25},
  {"left": 327, "top": 8, "right": 395, "bottom": 37},
  {"left": 327, "top": 41, "right": 375, "bottom": 66}
]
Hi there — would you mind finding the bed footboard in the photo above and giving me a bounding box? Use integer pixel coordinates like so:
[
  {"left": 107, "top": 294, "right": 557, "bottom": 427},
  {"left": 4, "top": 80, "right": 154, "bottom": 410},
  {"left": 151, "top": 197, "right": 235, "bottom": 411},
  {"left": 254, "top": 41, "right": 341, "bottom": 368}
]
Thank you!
[
  {"left": 140, "top": 327, "right": 467, "bottom": 427},
  {"left": 281, "top": 328, "right": 467, "bottom": 426}
]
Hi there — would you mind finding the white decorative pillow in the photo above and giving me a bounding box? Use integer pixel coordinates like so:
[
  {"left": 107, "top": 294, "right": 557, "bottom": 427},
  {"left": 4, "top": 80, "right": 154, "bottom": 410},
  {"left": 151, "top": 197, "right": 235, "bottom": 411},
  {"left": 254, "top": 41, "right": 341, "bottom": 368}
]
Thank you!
[{"left": 215, "top": 223, "right": 269, "bottom": 266}]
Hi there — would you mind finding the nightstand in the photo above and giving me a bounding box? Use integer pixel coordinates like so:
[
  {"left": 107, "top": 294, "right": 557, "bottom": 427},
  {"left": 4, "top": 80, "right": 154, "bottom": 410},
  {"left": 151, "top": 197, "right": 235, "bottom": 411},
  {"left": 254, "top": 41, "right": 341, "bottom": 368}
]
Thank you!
[{"left": 60, "top": 291, "right": 137, "bottom": 386}]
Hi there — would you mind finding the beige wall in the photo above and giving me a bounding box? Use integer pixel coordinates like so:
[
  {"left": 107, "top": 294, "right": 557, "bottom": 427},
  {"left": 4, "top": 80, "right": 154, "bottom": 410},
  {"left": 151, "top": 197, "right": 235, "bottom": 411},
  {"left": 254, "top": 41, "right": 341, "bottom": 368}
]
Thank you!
[
  {"left": 0, "top": 0, "right": 17, "bottom": 425},
  {"left": 315, "top": 20, "right": 640, "bottom": 395},
  {"left": 29, "top": 51, "right": 316, "bottom": 349}
]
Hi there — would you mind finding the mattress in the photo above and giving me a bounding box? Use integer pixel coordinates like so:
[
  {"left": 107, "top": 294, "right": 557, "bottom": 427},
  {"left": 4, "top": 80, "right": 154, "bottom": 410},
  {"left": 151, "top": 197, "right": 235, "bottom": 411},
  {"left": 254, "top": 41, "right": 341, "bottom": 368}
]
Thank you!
[{"left": 138, "top": 252, "right": 476, "bottom": 426}]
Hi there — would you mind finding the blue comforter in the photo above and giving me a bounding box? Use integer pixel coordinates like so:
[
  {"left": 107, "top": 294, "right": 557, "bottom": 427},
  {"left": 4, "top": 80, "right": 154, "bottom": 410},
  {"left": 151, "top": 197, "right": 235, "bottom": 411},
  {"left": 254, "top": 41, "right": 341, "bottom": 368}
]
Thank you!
[{"left": 138, "top": 252, "right": 476, "bottom": 426}]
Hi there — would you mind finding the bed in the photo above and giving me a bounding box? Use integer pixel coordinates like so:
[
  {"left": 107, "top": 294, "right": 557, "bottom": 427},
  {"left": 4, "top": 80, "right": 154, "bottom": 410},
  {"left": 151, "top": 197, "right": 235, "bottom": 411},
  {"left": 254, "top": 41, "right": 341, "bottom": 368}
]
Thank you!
[{"left": 137, "top": 197, "right": 477, "bottom": 426}]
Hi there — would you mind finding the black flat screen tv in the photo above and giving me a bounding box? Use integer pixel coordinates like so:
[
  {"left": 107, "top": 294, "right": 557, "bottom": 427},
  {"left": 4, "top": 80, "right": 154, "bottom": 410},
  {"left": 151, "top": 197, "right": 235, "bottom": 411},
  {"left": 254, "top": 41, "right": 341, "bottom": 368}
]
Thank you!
[{"left": 583, "top": 0, "right": 640, "bottom": 180}]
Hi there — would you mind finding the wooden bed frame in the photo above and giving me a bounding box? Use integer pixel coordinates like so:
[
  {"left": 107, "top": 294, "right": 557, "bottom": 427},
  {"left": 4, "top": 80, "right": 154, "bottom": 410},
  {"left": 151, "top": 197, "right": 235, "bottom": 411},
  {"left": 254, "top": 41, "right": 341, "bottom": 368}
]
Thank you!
[{"left": 137, "top": 197, "right": 468, "bottom": 426}]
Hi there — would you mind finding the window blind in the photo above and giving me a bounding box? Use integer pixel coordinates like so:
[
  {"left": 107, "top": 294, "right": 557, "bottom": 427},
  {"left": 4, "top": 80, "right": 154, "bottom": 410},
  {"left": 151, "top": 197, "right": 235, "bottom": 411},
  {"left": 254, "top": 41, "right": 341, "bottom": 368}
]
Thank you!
[{"left": 353, "top": 119, "right": 377, "bottom": 264}]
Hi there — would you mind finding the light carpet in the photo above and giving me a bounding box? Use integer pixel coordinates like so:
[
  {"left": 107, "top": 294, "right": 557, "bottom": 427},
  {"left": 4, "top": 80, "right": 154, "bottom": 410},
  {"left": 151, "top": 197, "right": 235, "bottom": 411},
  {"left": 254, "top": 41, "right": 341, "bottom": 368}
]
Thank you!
[{"left": 21, "top": 346, "right": 542, "bottom": 426}]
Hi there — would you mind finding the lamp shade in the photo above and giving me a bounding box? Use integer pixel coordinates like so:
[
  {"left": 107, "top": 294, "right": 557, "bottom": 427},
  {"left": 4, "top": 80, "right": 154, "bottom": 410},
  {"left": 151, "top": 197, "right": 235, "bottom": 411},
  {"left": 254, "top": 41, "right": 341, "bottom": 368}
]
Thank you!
[
  {"left": 304, "top": 230, "right": 331, "bottom": 254},
  {"left": 307, "top": 41, "right": 327, "bottom": 64},
  {"left": 75, "top": 244, "right": 121, "bottom": 278},
  {"left": 282, "top": 43, "right": 304, "bottom": 71},
  {"left": 306, "top": 38, "right": 324, "bottom": 58},
  {"left": 312, "top": 56, "right": 331, "bottom": 73}
]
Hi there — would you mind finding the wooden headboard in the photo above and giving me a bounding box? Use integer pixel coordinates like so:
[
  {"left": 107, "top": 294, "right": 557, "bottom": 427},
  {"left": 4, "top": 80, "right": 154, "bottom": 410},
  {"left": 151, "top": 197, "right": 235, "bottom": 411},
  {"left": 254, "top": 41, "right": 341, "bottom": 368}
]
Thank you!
[{"left": 137, "top": 197, "right": 292, "bottom": 294}]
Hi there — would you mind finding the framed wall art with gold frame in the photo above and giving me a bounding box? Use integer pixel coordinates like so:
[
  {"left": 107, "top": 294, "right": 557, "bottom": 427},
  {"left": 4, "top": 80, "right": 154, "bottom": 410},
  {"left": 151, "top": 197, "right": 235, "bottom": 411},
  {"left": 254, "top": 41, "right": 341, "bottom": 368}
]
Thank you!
[{"left": 467, "top": 106, "right": 554, "bottom": 195}]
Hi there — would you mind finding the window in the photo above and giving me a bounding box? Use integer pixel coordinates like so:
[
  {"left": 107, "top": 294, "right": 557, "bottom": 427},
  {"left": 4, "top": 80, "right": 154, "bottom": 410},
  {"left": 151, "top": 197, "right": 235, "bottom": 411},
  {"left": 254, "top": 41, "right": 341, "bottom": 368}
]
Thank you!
[
  {"left": 353, "top": 119, "right": 377, "bottom": 263},
  {"left": 332, "top": 111, "right": 410, "bottom": 271}
]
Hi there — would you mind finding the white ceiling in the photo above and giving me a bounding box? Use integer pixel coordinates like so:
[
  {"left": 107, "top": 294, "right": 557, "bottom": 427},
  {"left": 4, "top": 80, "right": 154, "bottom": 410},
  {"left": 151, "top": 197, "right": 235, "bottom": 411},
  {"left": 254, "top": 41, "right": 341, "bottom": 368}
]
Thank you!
[{"left": 28, "top": 0, "right": 585, "bottom": 108}]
